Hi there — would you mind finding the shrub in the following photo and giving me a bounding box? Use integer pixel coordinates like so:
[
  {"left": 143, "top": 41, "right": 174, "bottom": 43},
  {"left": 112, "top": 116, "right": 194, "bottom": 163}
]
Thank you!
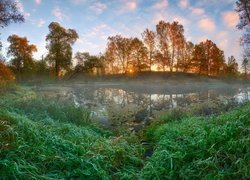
[{"left": 0, "top": 62, "right": 15, "bottom": 88}]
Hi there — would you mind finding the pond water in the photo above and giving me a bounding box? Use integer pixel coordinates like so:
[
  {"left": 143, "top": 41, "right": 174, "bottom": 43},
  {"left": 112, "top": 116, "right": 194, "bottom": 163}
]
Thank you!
[{"left": 33, "top": 83, "right": 250, "bottom": 130}]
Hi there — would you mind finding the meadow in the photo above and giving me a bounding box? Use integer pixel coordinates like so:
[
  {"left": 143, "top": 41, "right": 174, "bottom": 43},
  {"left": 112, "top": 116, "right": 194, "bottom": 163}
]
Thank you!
[{"left": 0, "top": 85, "right": 249, "bottom": 179}]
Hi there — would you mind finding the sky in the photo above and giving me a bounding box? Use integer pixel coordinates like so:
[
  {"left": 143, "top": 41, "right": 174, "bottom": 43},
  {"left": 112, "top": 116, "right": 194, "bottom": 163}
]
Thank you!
[{"left": 1, "top": 0, "right": 244, "bottom": 62}]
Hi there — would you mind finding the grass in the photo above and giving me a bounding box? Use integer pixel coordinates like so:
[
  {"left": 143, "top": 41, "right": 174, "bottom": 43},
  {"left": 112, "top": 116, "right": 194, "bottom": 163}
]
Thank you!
[
  {"left": 0, "top": 86, "right": 249, "bottom": 179},
  {"left": 142, "top": 103, "right": 250, "bottom": 179},
  {"left": 0, "top": 88, "right": 143, "bottom": 179}
]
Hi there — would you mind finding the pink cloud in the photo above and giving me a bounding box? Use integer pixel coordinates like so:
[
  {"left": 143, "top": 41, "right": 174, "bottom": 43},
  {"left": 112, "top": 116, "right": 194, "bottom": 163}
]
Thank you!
[
  {"left": 222, "top": 11, "right": 239, "bottom": 28},
  {"left": 190, "top": 7, "right": 205, "bottom": 15},
  {"left": 179, "top": 0, "right": 189, "bottom": 9},
  {"left": 198, "top": 18, "right": 215, "bottom": 32},
  {"left": 154, "top": 0, "right": 168, "bottom": 10},
  {"left": 153, "top": 13, "right": 165, "bottom": 24},
  {"left": 34, "top": 0, "right": 42, "bottom": 5},
  {"left": 126, "top": 1, "right": 137, "bottom": 10}
]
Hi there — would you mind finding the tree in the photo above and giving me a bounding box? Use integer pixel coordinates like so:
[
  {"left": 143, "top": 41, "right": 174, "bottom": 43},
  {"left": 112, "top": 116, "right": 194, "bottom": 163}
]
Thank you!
[
  {"left": 35, "top": 58, "right": 50, "bottom": 79},
  {"left": 168, "top": 21, "right": 185, "bottom": 72},
  {"left": 235, "top": 0, "right": 250, "bottom": 30},
  {"left": 191, "top": 40, "right": 225, "bottom": 76},
  {"left": 227, "top": 56, "right": 239, "bottom": 77},
  {"left": 178, "top": 41, "right": 194, "bottom": 72},
  {"left": 0, "top": 0, "right": 24, "bottom": 28},
  {"left": 191, "top": 43, "right": 206, "bottom": 75},
  {"left": 0, "top": 0, "right": 24, "bottom": 49},
  {"left": 156, "top": 21, "right": 170, "bottom": 71},
  {"left": 235, "top": 0, "right": 250, "bottom": 59},
  {"left": 156, "top": 21, "right": 186, "bottom": 72},
  {"left": 74, "top": 52, "right": 103, "bottom": 75},
  {"left": 130, "top": 37, "right": 148, "bottom": 72},
  {"left": 46, "top": 22, "right": 78, "bottom": 78},
  {"left": 74, "top": 52, "right": 90, "bottom": 72},
  {"left": 7, "top": 34, "right": 37, "bottom": 79},
  {"left": 142, "top": 29, "right": 156, "bottom": 71},
  {"left": 241, "top": 57, "right": 249, "bottom": 77},
  {"left": 105, "top": 35, "right": 132, "bottom": 73}
]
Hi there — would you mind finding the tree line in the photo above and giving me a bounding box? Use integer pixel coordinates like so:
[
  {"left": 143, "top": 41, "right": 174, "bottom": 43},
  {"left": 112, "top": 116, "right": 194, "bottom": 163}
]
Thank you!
[{"left": 0, "top": 0, "right": 249, "bottom": 83}]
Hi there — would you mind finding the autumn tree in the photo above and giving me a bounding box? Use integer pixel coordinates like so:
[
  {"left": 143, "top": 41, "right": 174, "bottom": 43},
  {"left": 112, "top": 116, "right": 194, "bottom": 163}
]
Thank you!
[
  {"left": 227, "top": 55, "right": 239, "bottom": 77},
  {"left": 142, "top": 29, "right": 156, "bottom": 71},
  {"left": 0, "top": 0, "right": 24, "bottom": 85},
  {"left": 168, "top": 21, "right": 185, "bottom": 72},
  {"left": 191, "top": 40, "right": 225, "bottom": 76},
  {"left": 178, "top": 41, "right": 194, "bottom": 72},
  {"left": 156, "top": 21, "right": 170, "bottom": 71},
  {"left": 7, "top": 35, "right": 37, "bottom": 79},
  {"left": 130, "top": 37, "right": 148, "bottom": 72},
  {"left": 191, "top": 43, "right": 206, "bottom": 74},
  {"left": 46, "top": 22, "right": 78, "bottom": 78},
  {"left": 156, "top": 21, "right": 186, "bottom": 72},
  {"left": 105, "top": 35, "right": 132, "bottom": 73}
]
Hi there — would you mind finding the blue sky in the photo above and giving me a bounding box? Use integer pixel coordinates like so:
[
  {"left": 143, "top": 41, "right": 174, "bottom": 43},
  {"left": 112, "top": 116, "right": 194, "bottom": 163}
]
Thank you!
[{"left": 1, "top": 0, "right": 243, "bottom": 61}]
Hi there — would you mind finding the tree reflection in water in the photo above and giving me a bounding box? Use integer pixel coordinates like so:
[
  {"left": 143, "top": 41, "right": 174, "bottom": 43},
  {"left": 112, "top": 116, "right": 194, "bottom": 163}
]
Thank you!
[{"left": 35, "top": 85, "right": 250, "bottom": 131}]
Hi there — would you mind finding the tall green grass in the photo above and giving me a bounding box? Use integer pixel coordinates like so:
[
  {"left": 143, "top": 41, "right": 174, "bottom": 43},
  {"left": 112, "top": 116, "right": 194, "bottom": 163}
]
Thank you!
[
  {"left": 142, "top": 103, "right": 250, "bottom": 179},
  {"left": 0, "top": 89, "right": 143, "bottom": 179}
]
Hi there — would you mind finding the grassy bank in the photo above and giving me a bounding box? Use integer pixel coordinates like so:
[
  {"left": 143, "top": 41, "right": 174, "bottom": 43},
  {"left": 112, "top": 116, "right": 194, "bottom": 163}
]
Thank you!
[
  {"left": 0, "top": 87, "right": 143, "bottom": 179},
  {"left": 142, "top": 102, "right": 250, "bottom": 179},
  {"left": 0, "top": 86, "right": 249, "bottom": 179}
]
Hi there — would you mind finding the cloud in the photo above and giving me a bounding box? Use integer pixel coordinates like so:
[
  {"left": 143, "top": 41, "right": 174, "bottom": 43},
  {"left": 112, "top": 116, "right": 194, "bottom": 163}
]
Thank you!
[
  {"left": 197, "top": 36, "right": 209, "bottom": 43},
  {"left": 34, "top": 0, "right": 42, "bottom": 5},
  {"left": 216, "top": 31, "right": 228, "bottom": 49},
  {"left": 126, "top": 1, "right": 137, "bottom": 10},
  {"left": 154, "top": 0, "right": 168, "bottom": 10},
  {"left": 52, "top": 7, "right": 68, "bottom": 21},
  {"left": 222, "top": 11, "right": 238, "bottom": 28},
  {"left": 15, "top": 0, "right": 30, "bottom": 18},
  {"left": 71, "top": 0, "right": 85, "bottom": 5},
  {"left": 90, "top": 2, "right": 107, "bottom": 14},
  {"left": 179, "top": 0, "right": 189, "bottom": 9},
  {"left": 190, "top": 7, "right": 205, "bottom": 15},
  {"left": 153, "top": 13, "right": 165, "bottom": 24},
  {"left": 198, "top": 17, "right": 215, "bottom": 32},
  {"left": 172, "top": 16, "right": 189, "bottom": 26},
  {"left": 37, "top": 19, "right": 46, "bottom": 27}
]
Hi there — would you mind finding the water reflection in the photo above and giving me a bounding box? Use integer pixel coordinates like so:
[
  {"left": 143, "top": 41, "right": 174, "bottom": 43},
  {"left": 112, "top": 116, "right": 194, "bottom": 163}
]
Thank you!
[{"left": 35, "top": 84, "right": 250, "bottom": 129}]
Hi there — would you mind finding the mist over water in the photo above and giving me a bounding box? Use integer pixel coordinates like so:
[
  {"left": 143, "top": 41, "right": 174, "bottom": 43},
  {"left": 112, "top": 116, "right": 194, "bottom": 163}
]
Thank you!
[{"left": 32, "top": 83, "right": 250, "bottom": 128}]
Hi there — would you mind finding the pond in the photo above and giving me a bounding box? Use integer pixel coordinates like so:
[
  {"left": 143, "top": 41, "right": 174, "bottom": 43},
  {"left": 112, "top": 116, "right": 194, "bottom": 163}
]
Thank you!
[{"left": 33, "top": 83, "right": 250, "bottom": 131}]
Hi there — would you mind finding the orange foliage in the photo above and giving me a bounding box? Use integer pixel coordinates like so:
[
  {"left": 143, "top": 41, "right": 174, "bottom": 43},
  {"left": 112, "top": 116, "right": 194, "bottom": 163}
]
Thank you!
[{"left": 0, "top": 62, "right": 15, "bottom": 87}]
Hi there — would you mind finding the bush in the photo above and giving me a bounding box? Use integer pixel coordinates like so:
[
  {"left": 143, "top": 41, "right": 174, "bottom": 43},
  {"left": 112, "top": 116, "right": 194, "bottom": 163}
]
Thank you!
[{"left": 0, "top": 62, "right": 15, "bottom": 87}]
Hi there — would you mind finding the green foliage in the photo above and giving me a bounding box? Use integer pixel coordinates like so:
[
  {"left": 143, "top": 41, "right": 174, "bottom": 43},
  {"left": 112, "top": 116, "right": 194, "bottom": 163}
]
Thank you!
[
  {"left": 141, "top": 103, "right": 250, "bottom": 179},
  {"left": 46, "top": 22, "right": 78, "bottom": 78}
]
